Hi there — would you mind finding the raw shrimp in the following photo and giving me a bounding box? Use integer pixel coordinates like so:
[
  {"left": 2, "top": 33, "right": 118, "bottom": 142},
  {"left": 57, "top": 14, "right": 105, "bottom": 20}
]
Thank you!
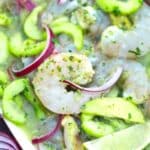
[
  {"left": 72, "top": 6, "right": 110, "bottom": 36},
  {"left": 95, "top": 58, "right": 150, "bottom": 103},
  {"left": 121, "top": 61, "right": 150, "bottom": 103},
  {"left": 100, "top": 4, "right": 150, "bottom": 59},
  {"left": 41, "top": 0, "right": 93, "bottom": 19},
  {"left": 33, "top": 52, "right": 98, "bottom": 114}
]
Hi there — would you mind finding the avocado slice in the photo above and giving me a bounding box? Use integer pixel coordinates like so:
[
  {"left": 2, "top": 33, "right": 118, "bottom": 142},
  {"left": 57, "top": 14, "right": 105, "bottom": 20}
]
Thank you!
[{"left": 81, "top": 98, "right": 144, "bottom": 123}]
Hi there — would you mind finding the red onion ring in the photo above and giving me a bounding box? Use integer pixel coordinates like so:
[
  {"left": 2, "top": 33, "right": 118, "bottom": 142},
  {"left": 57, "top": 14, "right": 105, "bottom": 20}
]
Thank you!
[
  {"left": 12, "top": 25, "right": 55, "bottom": 77},
  {"left": 145, "top": 0, "right": 150, "bottom": 5},
  {"left": 32, "top": 115, "right": 63, "bottom": 144},
  {"left": 0, "top": 142, "right": 14, "bottom": 150},
  {"left": 16, "top": 0, "right": 36, "bottom": 11},
  {"left": 0, "top": 132, "right": 19, "bottom": 150},
  {"left": 64, "top": 67, "right": 123, "bottom": 93},
  {"left": 57, "top": 0, "right": 67, "bottom": 5}
]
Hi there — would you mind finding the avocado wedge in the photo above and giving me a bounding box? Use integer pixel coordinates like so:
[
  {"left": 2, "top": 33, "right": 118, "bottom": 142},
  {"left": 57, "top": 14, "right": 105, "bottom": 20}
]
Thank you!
[{"left": 81, "top": 98, "right": 144, "bottom": 123}]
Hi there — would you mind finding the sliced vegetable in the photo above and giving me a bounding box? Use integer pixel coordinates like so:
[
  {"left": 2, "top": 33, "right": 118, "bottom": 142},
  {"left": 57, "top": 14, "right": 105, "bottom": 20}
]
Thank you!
[
  {"left": 9, "top": 33, "right": 46, "bottom": 57},
  {"left": 32, "top": 115, "right": 63, "bottom": 144},
  {"left": 84, "top": 122, "right": 150, "bottom": 150},
  {"left": 81, "top": 114, "right": 114, "bottom": 138},
  {"left": 81, "top": 98, "right": 145, "bottom": 123},
  {"left": 81, "top": 113, "right": 130, "bottom": 138},
  {"left": 2, "top": 79, "right": 45, "bottom": 124},
  {"left": 16, "top": 0, "right": 36, "bottom": 12},
  {"left": 96, "top": 0, "right": 143, "bottom": 15},
  {"left": 24, "top": 5, "right": 45, "bottom": 40},
  {"left": 0, "top": 12, "right": 12, "bottom": 26},
  {"left": 0, "top": 32, "right": 9, "bottom": 65},
  {"left": 2, "top": 79, "right": 27, "bottom": 124},
  {"left": 57, "top": 0, "right": 67, "bottom": 5},
  {"left": 23, "top": 79, "right": 45, "bottom": 119},
  {"left": 0, "top": 132, "right": 19, "bottom": 150},
  {"left": 64, "top": 67, "right": 123, "bottom": 93},
  {"left": 12, "top": 25, "right": 55, "bottom": 77},
  {"left": 62, "top": 116, "right": 84, "bottom": 150},
  {"left": 0, "top": 71, "right": 8, "bottom": 85},
  {"left": 51, "top": 16, "right": 69, "bottom": 25},
  {"left": 0, "top": 71, "right": 8, "bottom": 97},
  {"left": 51, "top": 19, "right": 83, "bottom": 50},
  {"left": 145, "top": 0, "right": 150, "bottom": 5},
  {"left": 105, "top": 86, "right": 119, "bottom": 97}
]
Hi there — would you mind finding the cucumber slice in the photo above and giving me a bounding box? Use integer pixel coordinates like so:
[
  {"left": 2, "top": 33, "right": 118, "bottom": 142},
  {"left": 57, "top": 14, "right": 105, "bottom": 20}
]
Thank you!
[
  {"left": 0, "top": 12, "right": 11, "bottom": 26},
  {"left": 51, "top": 21, "right": 83, "bottom": 50},
  {"left": 24, "top": 5, "right": 45, "bottom": 40},
  {"left": 2, "top": 79, "right": 27, "bottom": 124},
  {"left": 0, "top": 32, "right": 9, "bottom": 65},
  {"left": 96, "top": 0, "right": 143, "bottom": 15},
  {"left": 9, "top": 32, "right": 46, "bottom": 57}
]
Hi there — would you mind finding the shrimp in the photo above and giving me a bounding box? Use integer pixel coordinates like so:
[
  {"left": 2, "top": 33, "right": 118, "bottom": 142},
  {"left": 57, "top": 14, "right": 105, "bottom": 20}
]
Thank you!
[
  {"left": 121, "top": 61, "right": 150, "bottom": 103},
  {"left": 33, "top": 52, "right": 98, "bottom": 114},
  {"left": 95, "top": 58, "right": 150, "bottom": 103},
  {"left": 73, "top": 5, "right": 110, "bottom": 32},
  {"left": 100, "top": 4, "right": 150, "bottom": 59},
  {"left": 41, "top": 0, "right": 93, "bottom": 20}
]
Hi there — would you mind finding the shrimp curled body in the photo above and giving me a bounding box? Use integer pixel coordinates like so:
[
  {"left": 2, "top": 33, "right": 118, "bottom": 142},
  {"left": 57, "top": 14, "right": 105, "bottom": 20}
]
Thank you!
[
  {"left": 33, "top": 53, "right": 97, "bottom": 114},
  {"left": 101, "top": 4, "right": 150, "bottom": 59}
]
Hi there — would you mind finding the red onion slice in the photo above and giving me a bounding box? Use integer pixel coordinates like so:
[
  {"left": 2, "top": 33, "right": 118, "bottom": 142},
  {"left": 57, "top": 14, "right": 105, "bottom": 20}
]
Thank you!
[
  {"left": 145, "top": 0, "right": 150, "bottom": 5},
  {"left": 57, "top": 0, "right": 67, "bottom": 5},
  {"left": 12, "top": 25, "right": 55, "bottom": 77},
  {"left": 32, "top": 115, "right": 63, "bottom": 144},
  {"left": 0, "top": 142, "right": 15, "bottom": 150},
  {"left": 0, "top": 132, "right": 19, "bottom": 150},
  {"left": 16, "top": 0, "right": 36, "bottom": 11},
  {"left": 64, "top": 67, "right": 123, "bottom": 93}
]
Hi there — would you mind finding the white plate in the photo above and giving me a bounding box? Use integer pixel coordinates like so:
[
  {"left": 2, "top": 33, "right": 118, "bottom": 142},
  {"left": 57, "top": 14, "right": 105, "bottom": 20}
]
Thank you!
[{"left": 5, "top": 119, "right": 36, "bottom": 150}]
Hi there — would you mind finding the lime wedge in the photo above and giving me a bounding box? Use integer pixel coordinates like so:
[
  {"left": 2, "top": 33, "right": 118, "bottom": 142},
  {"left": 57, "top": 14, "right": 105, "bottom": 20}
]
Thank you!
[{"left": 84, "top": 122, "right": 150, "bottom": 150}]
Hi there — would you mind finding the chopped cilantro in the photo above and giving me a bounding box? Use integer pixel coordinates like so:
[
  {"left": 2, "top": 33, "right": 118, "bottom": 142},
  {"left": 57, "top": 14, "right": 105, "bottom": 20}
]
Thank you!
[{"left": 128, "top": 47, "right": 141, "bottom": 56}]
